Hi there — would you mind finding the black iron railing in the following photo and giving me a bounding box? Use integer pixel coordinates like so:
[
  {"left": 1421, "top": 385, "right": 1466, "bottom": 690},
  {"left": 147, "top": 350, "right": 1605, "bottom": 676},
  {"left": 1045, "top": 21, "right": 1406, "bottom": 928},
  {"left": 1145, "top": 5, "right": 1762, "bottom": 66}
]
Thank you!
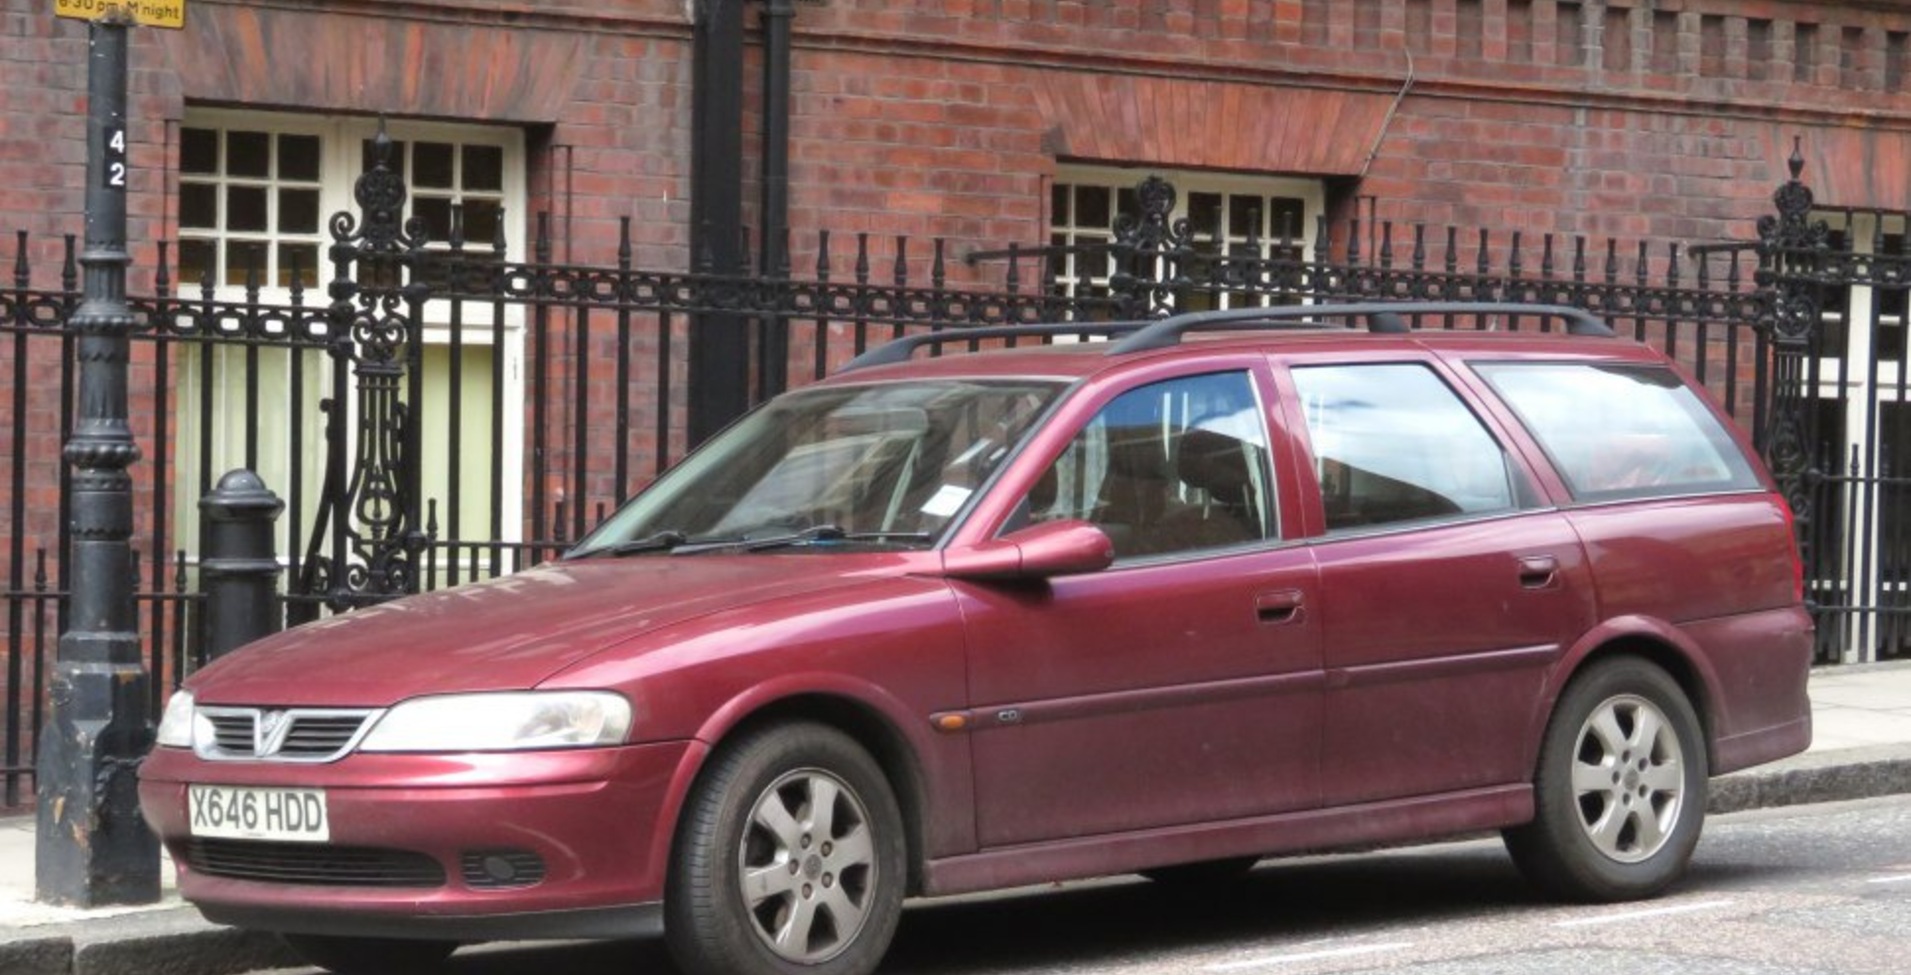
[{"left": 7, "top": 161, "right": 1907, "bottom": 806}]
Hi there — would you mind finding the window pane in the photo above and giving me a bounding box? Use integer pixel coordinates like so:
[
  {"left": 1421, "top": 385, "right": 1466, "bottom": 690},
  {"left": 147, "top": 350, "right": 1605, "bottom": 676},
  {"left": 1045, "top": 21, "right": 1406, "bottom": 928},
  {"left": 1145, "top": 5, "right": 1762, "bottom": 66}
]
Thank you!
[
  {"left": 1228, "top": 195, "right": 1262, "bottom": 238},
  {"left": 278, "top": 244, "right": 320, "bottom": 289},
  {"left": 414, "top": 142, "right": 455, "bottom": 189},
  {"left": 463, "top": 199, "right": 502, "bottom": 245},
  {"left": 1269, "top": 198, "right": 1307, "bottom": 242},
  {"left": 1476, "top": 363, "right": 1760, "bottom": 501},
  {"left": 279, "top": 134, "right": 321, "bottom": 181},
  {"left": 179, "top": 182, "right": 217, "bottom": 229},
  {"left": 225, "top": 241, "right": 268, "bottom": 287},
  {"left": 176, "top": 239, "right": 215, "bottom": 287},
  {"left": 462, "top": 145, "right": 504, "bottom": 192},
  {"left": 1050, "top": 183, "right": 1070, "bottom": 225},
  {"left": 1188, "top": 192, "right": 1222, "bottom": 240},
  {"left": 181, "top": 128, "right": 219, "bottom": 174},
  {"left": 1076, "top": 186, "right": 1110, "bottom": 228},
  {"left": 1294, "top": 364, "right": 1514, "bottom": 529},
  {"left": 413, "top": 197, "right": 453, "bottom": 241},
  {"left": 227, "top": 131, "right": 270, "bottom": 178},
  {"left": 1076, "top": 233, "right": 1111, "bottom": 278},
  {"left": 278, "top": 188, "right": 320, "bottom": 234},
  {"left": 1032, "top": 372, "right": 1272, "bottom": 557},
  {"left": 227, "top": 185, "right": 268, "bottom": 232}
]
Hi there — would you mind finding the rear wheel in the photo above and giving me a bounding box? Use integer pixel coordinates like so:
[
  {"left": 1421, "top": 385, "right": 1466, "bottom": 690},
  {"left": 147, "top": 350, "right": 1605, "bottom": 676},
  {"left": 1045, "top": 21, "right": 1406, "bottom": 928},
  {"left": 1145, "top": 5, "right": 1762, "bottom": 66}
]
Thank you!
[
  {"left": 666, "top": 722, "right": 906, "bottom": 975},
  {"left": 1504, "top": 657, "right": 1707, "bottom": 902},
  {"left": 278, "top": 934, "right": 456, "bottom": 974}
]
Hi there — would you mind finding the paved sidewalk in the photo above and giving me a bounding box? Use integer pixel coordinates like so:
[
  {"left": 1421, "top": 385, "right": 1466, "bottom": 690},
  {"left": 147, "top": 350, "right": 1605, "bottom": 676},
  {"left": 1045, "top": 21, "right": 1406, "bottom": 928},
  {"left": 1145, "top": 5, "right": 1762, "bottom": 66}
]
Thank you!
[{"left": 4, "top": 661, "right": 1911, "bottom": 975}]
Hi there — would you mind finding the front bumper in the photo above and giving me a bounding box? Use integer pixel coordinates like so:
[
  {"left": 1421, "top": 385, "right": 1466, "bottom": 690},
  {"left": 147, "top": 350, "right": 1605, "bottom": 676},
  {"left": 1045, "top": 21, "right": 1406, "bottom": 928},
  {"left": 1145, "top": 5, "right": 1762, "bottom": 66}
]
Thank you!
[{"left": 138, "top": 739, "right": 698, "bottom": 939}]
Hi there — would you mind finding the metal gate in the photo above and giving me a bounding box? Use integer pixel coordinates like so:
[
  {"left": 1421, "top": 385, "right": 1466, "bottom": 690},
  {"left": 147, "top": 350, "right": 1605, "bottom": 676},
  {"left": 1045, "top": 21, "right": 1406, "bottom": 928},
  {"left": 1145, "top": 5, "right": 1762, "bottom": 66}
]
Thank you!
[{"left": 1756, "top": 149, "right": 1911, "bottom": 662}]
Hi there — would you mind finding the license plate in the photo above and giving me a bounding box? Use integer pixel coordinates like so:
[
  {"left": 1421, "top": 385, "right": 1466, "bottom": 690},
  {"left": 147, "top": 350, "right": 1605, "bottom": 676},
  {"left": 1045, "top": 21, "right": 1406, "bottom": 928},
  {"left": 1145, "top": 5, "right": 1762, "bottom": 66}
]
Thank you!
[{"left": 188, "top": 785, "right": 329, "bottom": 842}]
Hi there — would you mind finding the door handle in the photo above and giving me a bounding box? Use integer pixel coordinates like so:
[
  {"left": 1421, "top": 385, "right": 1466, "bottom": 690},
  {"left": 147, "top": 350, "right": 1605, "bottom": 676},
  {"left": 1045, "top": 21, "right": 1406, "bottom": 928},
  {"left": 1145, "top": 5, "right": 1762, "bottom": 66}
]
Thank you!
[
  {"left": 1518, "top": 555, "right": 1560, "bottom": 589},
  {"left": 1256, "top": 589, "right": 1304, "bottom": 625}
]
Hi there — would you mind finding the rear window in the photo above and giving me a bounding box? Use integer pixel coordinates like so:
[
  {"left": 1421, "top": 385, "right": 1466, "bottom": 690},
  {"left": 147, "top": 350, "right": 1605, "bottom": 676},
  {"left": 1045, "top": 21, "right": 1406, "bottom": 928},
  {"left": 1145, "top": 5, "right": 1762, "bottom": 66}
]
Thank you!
[{"left": 1474, "top": 363, "right": 1761, "bottom": 502}]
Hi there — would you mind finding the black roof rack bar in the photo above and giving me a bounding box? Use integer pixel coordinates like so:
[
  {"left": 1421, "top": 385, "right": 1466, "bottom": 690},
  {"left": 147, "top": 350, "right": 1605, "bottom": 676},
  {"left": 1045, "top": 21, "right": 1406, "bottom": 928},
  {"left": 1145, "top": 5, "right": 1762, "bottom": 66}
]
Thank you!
[
  {"left": 1106, "top": 301, "right": 1616, "bottom": 355},
  {"left": 839, "top": 321, "right": 1155, "bottom": 372}
]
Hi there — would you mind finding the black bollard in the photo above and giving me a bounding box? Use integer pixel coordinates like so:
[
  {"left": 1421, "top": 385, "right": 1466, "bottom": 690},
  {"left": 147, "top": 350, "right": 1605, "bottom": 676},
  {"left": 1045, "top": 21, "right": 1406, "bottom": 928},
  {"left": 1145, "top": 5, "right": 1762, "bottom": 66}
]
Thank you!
[{"left": 199, "top": 470, "right": 286, "bottom": 661}]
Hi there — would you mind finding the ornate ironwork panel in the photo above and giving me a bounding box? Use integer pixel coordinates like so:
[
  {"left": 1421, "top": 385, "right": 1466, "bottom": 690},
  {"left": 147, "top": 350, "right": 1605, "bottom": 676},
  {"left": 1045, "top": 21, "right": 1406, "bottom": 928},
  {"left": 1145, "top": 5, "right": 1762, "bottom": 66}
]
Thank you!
[{"left": 291, "top": 125, "right": 432, "bottom": 619}]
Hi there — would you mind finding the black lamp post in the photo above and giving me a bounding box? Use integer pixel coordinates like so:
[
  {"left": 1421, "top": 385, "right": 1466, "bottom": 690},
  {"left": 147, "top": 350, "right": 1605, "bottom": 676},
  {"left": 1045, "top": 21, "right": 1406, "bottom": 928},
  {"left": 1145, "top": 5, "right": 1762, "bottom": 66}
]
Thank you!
[{"left": 35, "top": 11, "right": 161, "bottom": 907}]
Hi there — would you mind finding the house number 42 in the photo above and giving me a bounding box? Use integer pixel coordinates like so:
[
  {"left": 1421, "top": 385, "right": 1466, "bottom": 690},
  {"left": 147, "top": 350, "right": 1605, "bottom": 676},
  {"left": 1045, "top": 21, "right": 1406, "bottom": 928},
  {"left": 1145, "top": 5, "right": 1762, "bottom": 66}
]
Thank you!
[{"left": 104, "top": 128, "right": 127, "bottom": 189}]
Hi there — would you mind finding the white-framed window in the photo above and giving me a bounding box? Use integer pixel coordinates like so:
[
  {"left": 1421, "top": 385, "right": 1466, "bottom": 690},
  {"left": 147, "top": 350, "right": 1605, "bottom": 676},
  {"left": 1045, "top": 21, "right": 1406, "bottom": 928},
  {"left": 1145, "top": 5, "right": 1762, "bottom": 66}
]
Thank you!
[
  {"left": 1048, "top": 165, "right": 1325, "bottom": 311},
  {"left": 172, "top": 110, "right": 529, "bottom": 575}
]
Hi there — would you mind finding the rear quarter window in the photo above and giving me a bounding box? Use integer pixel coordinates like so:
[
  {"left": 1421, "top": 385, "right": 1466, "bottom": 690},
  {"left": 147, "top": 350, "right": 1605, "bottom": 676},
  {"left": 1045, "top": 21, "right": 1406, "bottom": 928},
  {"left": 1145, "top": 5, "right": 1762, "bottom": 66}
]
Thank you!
[{"left": 1474, "top": 363, "right": 1761, "bottom": 502}]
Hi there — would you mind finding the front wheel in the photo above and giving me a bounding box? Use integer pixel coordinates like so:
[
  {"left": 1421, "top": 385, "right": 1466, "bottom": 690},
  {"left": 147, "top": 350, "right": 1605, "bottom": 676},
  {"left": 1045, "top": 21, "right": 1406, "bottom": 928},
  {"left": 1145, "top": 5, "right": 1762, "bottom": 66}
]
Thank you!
[
  {"left": 1503, "top": 657, "right": 1708, "bottom": 902},
  {"left": 278, "top": 934, "right": 456, "bottom": 974},
  {"left": 666, "top": 722, "right": 907, "bottom": 975}
]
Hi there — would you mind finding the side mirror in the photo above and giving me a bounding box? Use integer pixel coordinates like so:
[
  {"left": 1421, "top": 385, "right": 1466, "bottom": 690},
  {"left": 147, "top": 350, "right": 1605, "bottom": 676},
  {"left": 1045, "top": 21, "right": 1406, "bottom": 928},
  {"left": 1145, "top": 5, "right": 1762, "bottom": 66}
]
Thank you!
[{"left": 941, "top": 520, "right": 1115, "bottom": 581}]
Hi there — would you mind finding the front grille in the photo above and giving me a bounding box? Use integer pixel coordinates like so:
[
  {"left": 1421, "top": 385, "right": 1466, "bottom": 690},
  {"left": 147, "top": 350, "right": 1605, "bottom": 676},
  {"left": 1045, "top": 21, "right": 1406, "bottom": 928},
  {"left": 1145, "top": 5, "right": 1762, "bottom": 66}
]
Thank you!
[
  {"left": 278, "top": 715, "right": 370, "bottom": 757},
  {"left": 205, "top": 713, "right": 254, "bottom": 753},
  {"left": 187, "top": 839, "right": 447, "bottom": 888},
  {"left": 194, "top": 707, "right": 380, "bottom": 762}
]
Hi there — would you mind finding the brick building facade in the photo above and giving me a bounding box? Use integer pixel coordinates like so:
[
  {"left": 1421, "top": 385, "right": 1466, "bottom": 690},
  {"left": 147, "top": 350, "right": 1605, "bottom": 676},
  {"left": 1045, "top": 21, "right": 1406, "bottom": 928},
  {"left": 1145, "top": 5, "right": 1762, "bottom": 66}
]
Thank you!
[{"left": 7, "top": 1, "right": 1911, "bottom": 276}]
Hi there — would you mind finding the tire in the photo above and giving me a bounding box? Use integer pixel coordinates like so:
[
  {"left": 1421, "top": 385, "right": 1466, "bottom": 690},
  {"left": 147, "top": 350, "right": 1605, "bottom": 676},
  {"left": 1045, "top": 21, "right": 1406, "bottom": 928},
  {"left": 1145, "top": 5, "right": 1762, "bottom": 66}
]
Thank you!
[
  {"left": 666, "top": 722, "right": 907, "bottom": 975},
  {"left": 278, "top": 934, "right": 456, "bottom": 974},
  {"left": 1503, "top": 656, "right": 1708, "bottom": 902}
]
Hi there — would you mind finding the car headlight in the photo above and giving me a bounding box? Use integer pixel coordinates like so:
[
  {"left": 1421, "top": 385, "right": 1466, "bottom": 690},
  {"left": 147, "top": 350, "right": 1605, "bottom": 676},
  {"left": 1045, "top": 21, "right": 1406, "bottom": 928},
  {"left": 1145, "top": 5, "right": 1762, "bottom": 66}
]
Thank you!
[
  {"left": 357, "top": 691, "right": 633, "bottom": 753},
  {"left": 155, "top": 689, "right": 198, "bottom": 749}
]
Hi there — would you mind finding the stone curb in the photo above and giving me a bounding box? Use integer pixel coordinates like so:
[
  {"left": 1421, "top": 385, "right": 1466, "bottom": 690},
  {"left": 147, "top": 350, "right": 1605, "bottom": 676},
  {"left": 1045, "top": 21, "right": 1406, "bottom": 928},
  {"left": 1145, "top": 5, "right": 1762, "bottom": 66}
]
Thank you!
[
  {"left": 1709, "top": 745, "right": 1911, "bottom": 816},
  {"left": 0, "top": 911, "right": 300, "bottom": 975},
  {"left": 71, "top": 927, "right": 301, "bottom": 975}
]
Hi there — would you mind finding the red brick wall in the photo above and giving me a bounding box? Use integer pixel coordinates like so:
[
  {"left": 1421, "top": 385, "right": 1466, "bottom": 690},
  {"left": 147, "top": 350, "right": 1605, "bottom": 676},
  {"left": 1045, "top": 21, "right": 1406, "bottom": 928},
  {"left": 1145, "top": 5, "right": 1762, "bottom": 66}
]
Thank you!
[
  {"left": 770, "top": 0, "right": 1911, "bottom": 258},
  {"left": 11, "top": 1, "right": 1911, "bottom": 270}
]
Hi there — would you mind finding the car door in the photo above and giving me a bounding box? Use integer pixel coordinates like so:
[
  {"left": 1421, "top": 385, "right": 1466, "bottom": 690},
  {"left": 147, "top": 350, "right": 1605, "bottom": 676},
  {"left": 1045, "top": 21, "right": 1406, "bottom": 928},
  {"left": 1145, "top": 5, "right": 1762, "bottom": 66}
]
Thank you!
[
  {"left": 954, "top": 366, "right": 1325, "bottom": 849},
  {"left": 1283, "top": 359, "right": 1596, "bottom": 808}
]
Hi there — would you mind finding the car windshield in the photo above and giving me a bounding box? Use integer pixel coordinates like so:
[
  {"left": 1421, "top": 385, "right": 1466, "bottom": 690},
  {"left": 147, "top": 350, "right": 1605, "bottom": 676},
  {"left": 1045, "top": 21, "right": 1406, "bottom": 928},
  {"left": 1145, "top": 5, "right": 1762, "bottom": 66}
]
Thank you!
[{"left": 571, "top": 379, "right": 1066, "bottom": 555}]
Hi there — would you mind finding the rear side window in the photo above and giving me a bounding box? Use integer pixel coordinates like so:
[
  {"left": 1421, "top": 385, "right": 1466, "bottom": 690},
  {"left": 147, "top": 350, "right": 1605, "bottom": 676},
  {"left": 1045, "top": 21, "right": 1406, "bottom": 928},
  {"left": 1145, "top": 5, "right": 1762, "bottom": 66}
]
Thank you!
[
  {"left": 1292, "top": 364, "right": 1517, "bottom": 531},
  {"left": 1475, "top": 363, "right": 1760, "bottom": 502}
]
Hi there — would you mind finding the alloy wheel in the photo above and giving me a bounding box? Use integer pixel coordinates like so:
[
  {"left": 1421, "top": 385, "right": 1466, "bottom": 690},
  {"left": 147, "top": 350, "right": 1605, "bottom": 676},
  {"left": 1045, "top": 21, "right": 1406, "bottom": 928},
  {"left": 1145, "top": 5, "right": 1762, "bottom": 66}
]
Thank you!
[
  {"left": 737, "top": 767, "right": 880, "bottom": 964},
  {"left": 1570, "top": 693, "right": 1686, "bottom": 864}
]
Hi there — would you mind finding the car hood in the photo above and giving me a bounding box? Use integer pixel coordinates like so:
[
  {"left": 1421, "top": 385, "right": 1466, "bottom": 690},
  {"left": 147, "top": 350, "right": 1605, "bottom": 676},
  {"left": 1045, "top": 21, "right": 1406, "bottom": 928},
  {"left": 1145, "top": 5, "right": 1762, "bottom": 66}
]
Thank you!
[{"left": 189, "top": 553, "right": 933, "bottom": 707}]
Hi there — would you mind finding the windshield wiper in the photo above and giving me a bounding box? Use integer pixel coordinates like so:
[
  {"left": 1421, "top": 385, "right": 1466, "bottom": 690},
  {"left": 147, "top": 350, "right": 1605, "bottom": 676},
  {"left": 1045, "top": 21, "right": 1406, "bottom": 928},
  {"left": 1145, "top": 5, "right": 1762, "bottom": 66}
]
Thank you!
[
  {"left": 573, "top": 529, "right": 691, "bottom": 558},
  {"left": 734, "top": 524, "right": 934, "bottom": 552}
]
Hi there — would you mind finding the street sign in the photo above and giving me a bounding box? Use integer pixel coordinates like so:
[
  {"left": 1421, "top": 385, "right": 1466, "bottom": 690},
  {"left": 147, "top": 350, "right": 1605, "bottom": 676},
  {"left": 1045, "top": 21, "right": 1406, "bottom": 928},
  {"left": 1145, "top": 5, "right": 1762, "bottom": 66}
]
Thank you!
[{"left": 54, "top": 0, "right": 185, "bottom": 30}]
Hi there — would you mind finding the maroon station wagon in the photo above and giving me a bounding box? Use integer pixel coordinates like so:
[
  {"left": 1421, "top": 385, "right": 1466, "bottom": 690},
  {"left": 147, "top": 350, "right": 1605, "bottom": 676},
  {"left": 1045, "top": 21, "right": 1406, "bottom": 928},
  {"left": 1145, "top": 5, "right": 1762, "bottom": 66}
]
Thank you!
[{"left": 139, "top": 302, "right": 1813, "bottom": 975}]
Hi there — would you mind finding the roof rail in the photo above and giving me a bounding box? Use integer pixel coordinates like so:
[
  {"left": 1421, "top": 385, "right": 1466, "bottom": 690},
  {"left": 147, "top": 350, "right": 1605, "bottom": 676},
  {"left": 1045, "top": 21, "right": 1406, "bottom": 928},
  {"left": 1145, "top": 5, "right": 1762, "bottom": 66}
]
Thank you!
[
  {"left": 838, "top": 321, "right": 1154, "bottom": 372},
  {"left": 1106, "top": 302, "right": 1616, "bottom": 354}
]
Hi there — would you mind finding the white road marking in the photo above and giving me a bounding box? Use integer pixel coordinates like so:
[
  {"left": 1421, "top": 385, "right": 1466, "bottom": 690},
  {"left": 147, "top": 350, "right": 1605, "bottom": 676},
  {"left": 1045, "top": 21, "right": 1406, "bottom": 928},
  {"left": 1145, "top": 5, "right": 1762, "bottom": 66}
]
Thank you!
[
  {"left": 1865, "top": 874, "right": 1911, "bottom": 885},
  {"left": 1205, "top": 941, "right": 1416, "bottom": 971},
  {"left": 1553, "top": 899, "right": 1735, "bottom": 928}
]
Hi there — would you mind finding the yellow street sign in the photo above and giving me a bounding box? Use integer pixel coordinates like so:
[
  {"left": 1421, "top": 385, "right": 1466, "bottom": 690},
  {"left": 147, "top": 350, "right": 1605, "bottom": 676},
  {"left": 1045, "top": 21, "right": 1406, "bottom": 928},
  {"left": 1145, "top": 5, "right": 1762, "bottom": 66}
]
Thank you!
[{"left": 54, "top": 0, "right": 185, "bottom": 30}]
